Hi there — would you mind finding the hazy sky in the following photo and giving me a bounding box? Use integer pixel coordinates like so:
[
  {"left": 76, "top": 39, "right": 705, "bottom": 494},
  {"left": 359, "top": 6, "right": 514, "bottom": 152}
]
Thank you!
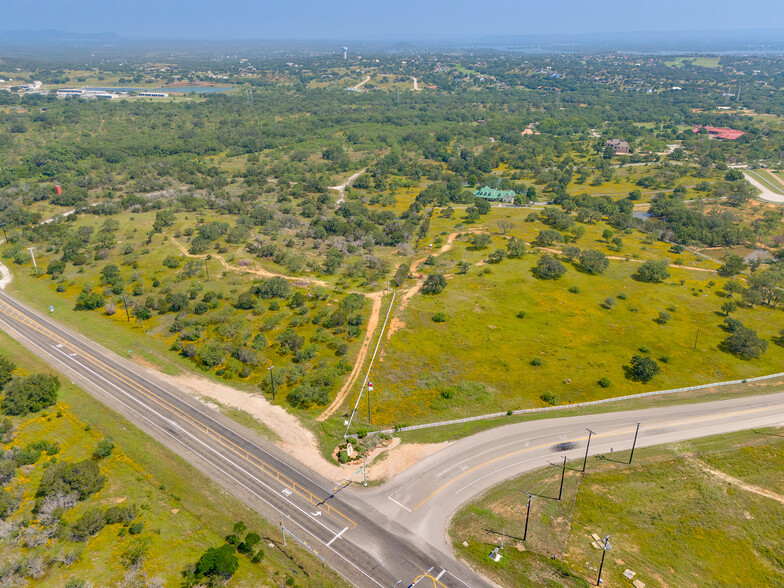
[{"left": 4, "top": 0, "right": 784, "bottom": 39}]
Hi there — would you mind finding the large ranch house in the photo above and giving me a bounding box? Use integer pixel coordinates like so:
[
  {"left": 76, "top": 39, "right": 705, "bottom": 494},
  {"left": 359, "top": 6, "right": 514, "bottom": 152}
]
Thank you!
[{"left": 473, "top": 186, "right": 515, "bottom": 204}]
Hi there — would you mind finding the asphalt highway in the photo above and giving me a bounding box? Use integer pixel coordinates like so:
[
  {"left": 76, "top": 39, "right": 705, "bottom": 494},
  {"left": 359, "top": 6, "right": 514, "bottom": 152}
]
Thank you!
[
  {"left": 3, "top": 287, "right": 784, "bottom": 588},
  {"left": 0, "top": 291, "right": 485, "bottom": 588},
  {"left": 362, "top": 391, "right": 784, "bottom": 555}
]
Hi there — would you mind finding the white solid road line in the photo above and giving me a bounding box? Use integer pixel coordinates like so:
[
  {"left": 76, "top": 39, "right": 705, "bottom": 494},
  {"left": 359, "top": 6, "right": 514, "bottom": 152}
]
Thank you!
[
  {"left": 326, "top": 526, "right": 349, "bottom": 547},
  {"left": 16, "top": 340, "right": 386, "bottom": 588},
  {"left": 387, "top": 496, "right": 412, "bottom": 512}
]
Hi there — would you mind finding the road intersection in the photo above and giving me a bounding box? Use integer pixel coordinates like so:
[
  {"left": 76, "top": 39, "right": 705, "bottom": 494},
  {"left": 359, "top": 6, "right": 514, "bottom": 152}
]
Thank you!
[{"left": 1, "top": 288, "right": 783, "bottom": 586}]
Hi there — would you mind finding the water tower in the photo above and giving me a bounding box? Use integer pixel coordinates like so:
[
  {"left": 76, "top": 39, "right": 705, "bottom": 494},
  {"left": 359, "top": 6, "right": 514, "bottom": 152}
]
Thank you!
[{"left": 342, "top": 46, "right": 348, "bottom": 60}]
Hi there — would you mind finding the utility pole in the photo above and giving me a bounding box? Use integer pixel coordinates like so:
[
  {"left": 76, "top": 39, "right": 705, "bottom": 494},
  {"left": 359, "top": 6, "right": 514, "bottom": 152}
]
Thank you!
[
  {"left": 363, "top": 453, "right": 367, "bottom": 487},
  {"left": 629, "top": 422, "right": 640, "bottom": 464},
  {"left": 26, "top": 247, "right": 38, "bottom": 274},
  {"left": 121, "top": 295, "right": 131, "bottom": 322},
  {"left": 523, "top": 492, "right": 533, "bottom": 541},
  {"left": 583, "top": 429, "right": 594, "bottom": 472},
  {"left": 367, "top": 381, "right": 372, "bottom": 424},
  {"left": 268, "top": 365, "right": 276, "bottom": 400},
  {"left": 204, "top": 259, "right": 210, "bottom": 280},
  {"left": 558, "top": 456, "right": 567, "bottom": 500},
  {"left": 597, "top": 535, "right": 611, "bottom": 585},
  {"left": 280, "top": 513, "right": 286, "bottom": 546}
]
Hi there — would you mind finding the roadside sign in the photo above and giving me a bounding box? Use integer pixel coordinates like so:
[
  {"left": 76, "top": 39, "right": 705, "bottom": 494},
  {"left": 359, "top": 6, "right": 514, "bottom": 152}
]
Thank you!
[{"left": 368, "top": 382, "right": 373, "bottom": 391}]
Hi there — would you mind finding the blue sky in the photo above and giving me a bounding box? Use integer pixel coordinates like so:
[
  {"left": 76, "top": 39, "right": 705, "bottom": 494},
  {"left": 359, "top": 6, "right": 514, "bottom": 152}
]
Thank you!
[{"left": 3, "top": 0, "right": 784, "bottom": 39}]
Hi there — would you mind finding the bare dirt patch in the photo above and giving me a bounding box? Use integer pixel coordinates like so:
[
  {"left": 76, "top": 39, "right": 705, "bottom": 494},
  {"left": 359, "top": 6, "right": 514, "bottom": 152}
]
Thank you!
[
  {"left": 687, "top": 456, "right": 784, "bottom": 505},
  {"left": 170, "top": 237, "right": 328, "bottom": 287}
]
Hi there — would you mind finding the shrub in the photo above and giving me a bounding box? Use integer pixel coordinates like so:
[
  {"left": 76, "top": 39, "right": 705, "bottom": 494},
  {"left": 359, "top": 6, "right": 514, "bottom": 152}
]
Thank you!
[
  {"left": 128, "top": 521, "right": 143, "bottom": 535},
  {"left": 568, "top": 285, "right": 580, "bottom": 294},
  {"left": 617, "top": 293, "right": 627, "bottom": 300},
  {"left": 251, "top": 549, "right": 265, "bottom": 563},
  {"left": 534, "top": 254, "right": 566, "bottom": 280},
  {"left": 598, "top": 377, "right": 611, "bottom": 388},
  {"left": 530, "top": 357, "right": 543, "bottom": 366},
  {"left": 723, "top": 327, "right": 768, "bottom": 359},
  {"left": 105, "top": 504, "right": 137, "bottom": 525},
  {"left": 432, "top": 312, "right": 447, "bottom": 323},
  {"left": 516, "top": 311, "right": 526, "bottom": 319},
  {"left": 654, "top": 311, "right": 671, "bottom": 324},
  {"left": 633, "top": 259, "right": 670, "bottom": 283},
  {"left": 135, "top": 307, "right": 151, "bottom": 320},
  {"left": 36, "top": 459, "right": 106, "bottom": 502},
  {"left": 421, "top": 273, "right": 447, "bottom": 295},
  {"left": 74, "top": 291, "right": 104, "bottom": 311},
  {"left": 628, "top": 355, "right": 660, "bottom": 382},
  {"left": 0, "top": 357, "right": 16, "bottom": 389},
  {"left": 69, "top": 508, "right": 106, "bottom": 541},
  {"left": 195, "top": 545, "right": 239, "bottom": 580},
  {"left": 540, "top": 392, "right": 558, "bottom": 405},
  {"left": 601, "top": 297, "right": 616, "bottom": 309},
  {"left": 338, "top": 450, "right": 349, "bottom": 464},
  {"left": 92, "top": 439, "right": 114, "bottom": 460},
  {"left": 198, "top": 340, "right": 224, "bottom": 367},
  {"left": 1, "top": 374, "right": 60, "bottom": 416},
  {"left": 578, "top": 249, "right": 609, "bottom": 275}
]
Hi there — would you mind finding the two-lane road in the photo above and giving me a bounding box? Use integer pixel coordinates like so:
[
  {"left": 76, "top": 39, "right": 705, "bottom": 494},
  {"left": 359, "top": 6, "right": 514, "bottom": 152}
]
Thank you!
[
  {"left": 3, "top": 286, "right": 784, "bottom": 587},
  {"left": 0, "top": 291, "right": 485, "bottom": 588},
  {"left": 362, "top": 392, "right": 784, "bottom": 554}
]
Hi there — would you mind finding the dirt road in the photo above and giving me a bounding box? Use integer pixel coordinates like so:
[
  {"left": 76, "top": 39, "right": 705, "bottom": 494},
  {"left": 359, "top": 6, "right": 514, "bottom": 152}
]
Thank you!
[
  {"left": 329, "top": 168, "right": 367, "bottom": 204},
  {"left": 317, "top": 290, "right": 384, "bottom": 422},
  {"left": 169, "top": 237, "right": 328, "bottom": 286},
  {"left": 348, "top": 75, "right": 371, "bottom": 91}
]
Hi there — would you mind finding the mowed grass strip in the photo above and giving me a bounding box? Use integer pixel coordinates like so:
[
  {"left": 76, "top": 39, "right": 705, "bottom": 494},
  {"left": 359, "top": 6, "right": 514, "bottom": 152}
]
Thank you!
[
  {"left": 450, "top": 427, "right": 784, "bottom": 588},
  {"left": 745, "top": 169, "right": 784, "bottom": 195}
]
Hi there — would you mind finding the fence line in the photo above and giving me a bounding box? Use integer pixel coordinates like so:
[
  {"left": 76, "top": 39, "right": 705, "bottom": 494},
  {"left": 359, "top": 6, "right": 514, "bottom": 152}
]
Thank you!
[{"left": 371, "top": 371, "right": 784, "bottom": 435}]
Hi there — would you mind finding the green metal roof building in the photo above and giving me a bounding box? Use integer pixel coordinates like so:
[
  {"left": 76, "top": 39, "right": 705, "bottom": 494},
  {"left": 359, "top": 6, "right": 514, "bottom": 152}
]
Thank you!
[{"left": 473, "top": 186, "right": 515, "bottom": 203}]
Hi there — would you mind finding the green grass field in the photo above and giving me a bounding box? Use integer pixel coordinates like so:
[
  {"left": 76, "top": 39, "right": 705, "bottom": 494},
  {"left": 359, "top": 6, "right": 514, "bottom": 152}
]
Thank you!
[
  {"left": 450, "top": 427, "right": 784, "bottom": 587},
  {"left": 0, "top": 329, "right": 345, "bottom": 586},
  {"left": 367, "top": 211, "right": 783, "bottom": 428}
]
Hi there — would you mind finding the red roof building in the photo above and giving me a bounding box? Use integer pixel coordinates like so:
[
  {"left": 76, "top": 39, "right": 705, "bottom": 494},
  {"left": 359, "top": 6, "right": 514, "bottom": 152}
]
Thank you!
[{"left": 692, "top": 125, "right": 745, "bottom": 140}]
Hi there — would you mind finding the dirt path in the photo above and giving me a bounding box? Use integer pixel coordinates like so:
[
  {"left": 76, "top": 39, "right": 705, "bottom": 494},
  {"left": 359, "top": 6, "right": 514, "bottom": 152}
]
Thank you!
[
  {"left": 412, "top": 77, "right": 420, "bottom": 91},
  {"left": 317, "top": 290, "right": 384, "bottom": 421},
  {"left": 387, "top": 231, "right": 462, "bottom": 340},
  {"left": 348, "top": 75, "right": 371, "bottom": 91},
  {"left": 169, "top": 237, "right": 329, "bottom": 287},
  {"left": 538, "top": 246, "right": 717, "bottom": 274},
  {"left": 329, "top": 168, "right": 367, "bottom": 205},
  {"left": 687, "top": 455, "right": 784, "bottom": 505}
]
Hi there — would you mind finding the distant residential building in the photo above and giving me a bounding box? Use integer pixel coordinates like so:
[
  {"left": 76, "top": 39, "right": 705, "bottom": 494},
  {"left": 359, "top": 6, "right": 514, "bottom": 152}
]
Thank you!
[
  {"left": 473, "top": 186, "right": 515, "bottom": 204},
  {"left": 605, "top": 139, "right": 631, "bottom": 154},
  {"left": 692, "top": 125, "right": 745, "bottom": 140},
  {"left": 138, "top": 92, "right": 169, "bottom": 98}
]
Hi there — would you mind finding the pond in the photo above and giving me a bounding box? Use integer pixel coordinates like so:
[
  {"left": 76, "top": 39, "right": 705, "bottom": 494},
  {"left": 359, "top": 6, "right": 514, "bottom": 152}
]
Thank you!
[{"left": 698, "top": 246, "right": 774, "bottom": 262}]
